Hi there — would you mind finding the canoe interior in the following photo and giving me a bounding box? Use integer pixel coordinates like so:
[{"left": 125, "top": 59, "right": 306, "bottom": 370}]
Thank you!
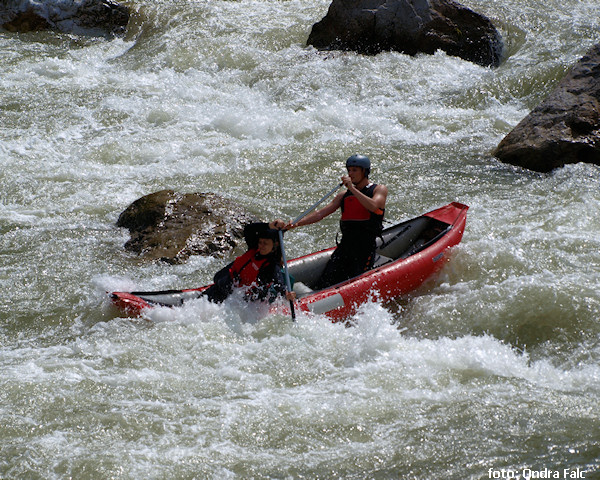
[{"left": 288, "top": 215, "right": 449, "bottom": 296}]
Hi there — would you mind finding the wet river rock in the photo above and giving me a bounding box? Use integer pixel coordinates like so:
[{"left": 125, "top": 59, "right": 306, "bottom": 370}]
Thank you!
[
  {"left": 307, "top": 0, "right": 503, "bottom": 67},
  {"left": 0, "top": 0, "right": 129, "bottom": 36},
  {"left": 493, "top": 43, "right": 600, "bottom": 172},
  {"left": 117, "top": 190, "right": 258, "bottom": 264}
]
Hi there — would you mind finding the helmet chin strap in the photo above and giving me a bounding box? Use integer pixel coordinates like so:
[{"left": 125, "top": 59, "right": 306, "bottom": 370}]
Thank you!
[{"left": 351, "top": 175, "right": 370, "bottom": 189}]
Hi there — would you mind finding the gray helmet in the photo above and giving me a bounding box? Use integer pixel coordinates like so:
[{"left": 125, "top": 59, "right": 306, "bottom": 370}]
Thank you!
[{"left": 346, "top": 154, "right": 371, "bottom": 176}]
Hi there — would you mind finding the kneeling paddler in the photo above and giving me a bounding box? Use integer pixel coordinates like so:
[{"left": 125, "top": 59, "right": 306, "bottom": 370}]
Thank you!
[{"left": 202, "top": 220, "right": 296, "bottom": 304}]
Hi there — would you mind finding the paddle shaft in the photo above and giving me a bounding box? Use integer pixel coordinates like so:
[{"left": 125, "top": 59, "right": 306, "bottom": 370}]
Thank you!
[
  {"left": 292, "top": 183, "right": 343, "bottom": 226},
  {"left": 278, "top": 230, "right": 295, "bottom": 321},
  {"left": 278, "top": 182, "right": 346, "bottom": 319}
]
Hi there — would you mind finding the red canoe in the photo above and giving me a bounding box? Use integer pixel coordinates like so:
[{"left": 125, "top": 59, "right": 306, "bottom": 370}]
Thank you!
[{"left": 109, "top": 202, "right": 468, "bottom": 321}]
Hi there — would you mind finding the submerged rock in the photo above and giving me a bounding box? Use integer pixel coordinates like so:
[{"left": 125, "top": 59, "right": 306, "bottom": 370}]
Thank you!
[
  {"left": 493, "top": 43, "right": 600, "bottom": 172},
  {"left": 307, "top": 0, "right": 503, "bottom": 67},
  {"left": 0, "top": 0, "right": 129, "bottom": 36},
  {"left": 117, "top": 190, "right": 258, "bottom": 264}
]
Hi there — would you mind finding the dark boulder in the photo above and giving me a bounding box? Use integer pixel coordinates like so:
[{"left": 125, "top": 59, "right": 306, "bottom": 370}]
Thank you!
[
  {"left": 117, "top": 190, "right": 258, "bottom": 264},
  {"left": 1, "top": 7, "right": 50, "bottom": 32},
  {"left": 0, "top": 0, "right": 129, "bottom": 36},
  {"left": 493, "top": 44, "right": 600, "bottom": 172},
  {"left": 307, "top": 0, "right": 503, "bottom": 67}
]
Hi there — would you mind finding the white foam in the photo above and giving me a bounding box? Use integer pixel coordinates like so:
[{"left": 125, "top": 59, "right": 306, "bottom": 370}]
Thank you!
[{"left": 2, "top": 1, "right": 600, "bottom": 477}]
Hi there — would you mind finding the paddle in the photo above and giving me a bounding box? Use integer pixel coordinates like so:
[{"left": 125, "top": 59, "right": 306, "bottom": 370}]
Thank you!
[
  {"left": 278, "top": 182, "right": 343, "bottom": 321},
  {"left": 291, "top": 182, "right": 343, "bottom": 226},
  {"left": 278, "top": 229, "right": 295, "bottom": 321}
]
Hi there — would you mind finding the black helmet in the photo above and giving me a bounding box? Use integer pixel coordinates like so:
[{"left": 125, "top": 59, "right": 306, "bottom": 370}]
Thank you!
[
  {"left": 258, "top": 228, "right": 280, "bottom": 242},
  {"left": 346, "top": 154, "right": 371, "bottom": 176}
]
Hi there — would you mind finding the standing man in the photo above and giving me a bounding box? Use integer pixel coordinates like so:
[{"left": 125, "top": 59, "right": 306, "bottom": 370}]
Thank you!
[{"left": 286, "top": 155, "right": 388, "bottom": 289}]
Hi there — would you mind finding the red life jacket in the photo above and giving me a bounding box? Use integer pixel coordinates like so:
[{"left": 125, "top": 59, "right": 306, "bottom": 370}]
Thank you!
[
  {"left": 341, "top": 195, "right": 372, "bottom": 221},
  {"left": 229, "top": 249, "right": 271, "bottom": 286},
  {"left": 340, "top": 183, "right": 384, "bottom": 234}
]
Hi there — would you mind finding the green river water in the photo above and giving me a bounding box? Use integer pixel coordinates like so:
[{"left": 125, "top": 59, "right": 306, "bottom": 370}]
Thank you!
[{"left": 1, "top": 0, "right": 599, "bottom": 478}]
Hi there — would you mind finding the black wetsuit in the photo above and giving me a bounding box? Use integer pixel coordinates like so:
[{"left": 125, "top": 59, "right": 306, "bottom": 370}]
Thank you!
[{"left": 314, "top": 183, "right": 384, "bottom": 289}]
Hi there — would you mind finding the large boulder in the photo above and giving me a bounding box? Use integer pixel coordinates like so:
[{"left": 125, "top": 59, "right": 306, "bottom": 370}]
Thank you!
[
  {"left": 307, "top": 0, "right": 503, "bottom": 67},
  {"left": 117, "top": 190, "right": 258, "bottom": 264},
  {"left": 493, "top": 44, "right": 600, "bottom": 172},
  {"left": 0, "top": 0, "right": 129, "bottom": 36}
]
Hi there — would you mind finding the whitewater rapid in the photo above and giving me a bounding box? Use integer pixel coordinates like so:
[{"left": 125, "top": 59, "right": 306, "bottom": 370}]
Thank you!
[{"left": 1, "top": 0, "right": 600, "bottom": 478}]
